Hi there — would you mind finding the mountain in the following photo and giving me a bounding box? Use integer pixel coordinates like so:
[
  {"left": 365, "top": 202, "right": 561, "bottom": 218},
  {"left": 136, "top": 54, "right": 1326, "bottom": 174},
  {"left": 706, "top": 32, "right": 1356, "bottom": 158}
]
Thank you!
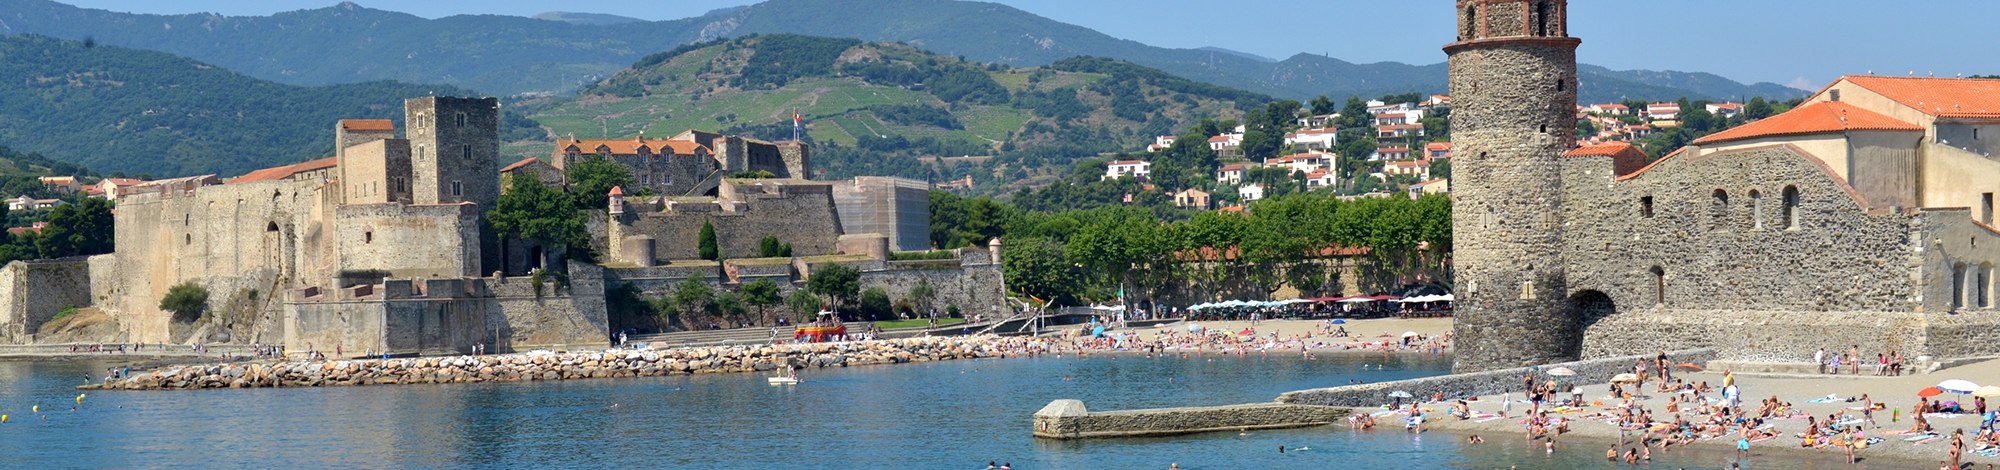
[
  {"left": 0, "top": 34, "right": 540, "bottom": 177},
  {"left": 528, "top": 34, "right": 1268, "bottom": 182},
  {"left": 1197, "top": 47, "right": 1277, "bottom": 64},
  {"left": 0, "top": 0, "right": 1805, "bottom": 102},
  {"left": 531, "top": 11, "right": 646, "bottom": 26}
]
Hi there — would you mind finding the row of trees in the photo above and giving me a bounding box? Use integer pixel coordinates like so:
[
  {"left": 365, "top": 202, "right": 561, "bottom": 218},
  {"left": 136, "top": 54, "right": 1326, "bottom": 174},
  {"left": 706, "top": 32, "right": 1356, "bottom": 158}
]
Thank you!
[{"left": 934, "top": 187, "right": 1452, "bottom": 307}]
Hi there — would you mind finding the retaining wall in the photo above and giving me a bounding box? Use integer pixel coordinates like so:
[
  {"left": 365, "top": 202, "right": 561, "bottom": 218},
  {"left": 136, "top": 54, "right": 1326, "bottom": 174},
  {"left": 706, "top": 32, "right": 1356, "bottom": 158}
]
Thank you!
[
  {"left": 1278, "top": 349, "right": 1715, "bottom": 407},
  {"left": 1031, "top": 400, "right": 1348, "bottom": 439}
]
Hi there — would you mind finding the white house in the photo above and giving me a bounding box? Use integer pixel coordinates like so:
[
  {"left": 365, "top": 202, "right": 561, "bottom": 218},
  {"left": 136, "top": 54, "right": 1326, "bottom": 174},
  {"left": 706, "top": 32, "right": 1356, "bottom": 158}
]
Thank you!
[
  {"left": 1367, "top": 101, "right": 1416, "bottom": 115},
  {"left": 1283, "top": 128, "right": 1338, "bottom": 151},
  {"left": 1216, "top": 163, "right": 1252, "bottom": 185},
  {"left": 1208, "top": 134, "right": 1242, "bottom": 155},
  {"left": 1705, "top": 102, "right": 1745, "bottom": 118},
  {"left": 1297, "top": 114, "right": 1338, "bottom": 128},
  {"left": 1265, "top": 152, "right": 1330, "bottom": 175},
  {"left": 1146, "top": 135, "right": 1177, "bottom": 152},
  {"left": 4, "top": 195, "right": 32, "bottom": 211},
  {"left": 1644, "top": 103, "right": 1680, "bottom": 120},
  {"left": 1588, "top": 103, "right": 1630, "bottom": 115},
  {"left": 1304, "top": 169, "right": 1338, "bottom": 189},
  {"left": 1420, "top": 95, "right": 1451, "bottom": 108},
  {"left": 1102, "top": 160, "right": 1152, "bottom": 181},
  {"left": 1239, "top": 184, "right": 1265, "bottom": 202},
  {"left": 1371, "top": 147, "right": 1411, "bottom": 161},
  {"left": 1373, "top": 109, "right": 1426, "bottom": 126},
  {"left": 1378, "top": 124, "right": 1425, "bottom": 139}
]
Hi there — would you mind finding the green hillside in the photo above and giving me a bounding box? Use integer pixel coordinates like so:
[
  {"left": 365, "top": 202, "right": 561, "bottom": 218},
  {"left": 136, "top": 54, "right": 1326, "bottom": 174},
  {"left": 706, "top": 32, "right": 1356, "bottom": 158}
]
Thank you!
[
  {"left": 0, "top": 0, "right": 1805, "bottom": 102},
  {"left": 525, "top": 35, "right": 1270, "bottom": 184},
  {"left": 0, "top": 34, "right": 539, "bottom": 178}
]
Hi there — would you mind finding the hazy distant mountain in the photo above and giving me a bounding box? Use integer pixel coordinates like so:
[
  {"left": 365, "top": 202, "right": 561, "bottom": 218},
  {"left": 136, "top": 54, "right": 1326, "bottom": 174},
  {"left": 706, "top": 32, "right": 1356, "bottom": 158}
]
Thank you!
[
  {"left": 532, "top": 11, "right": 646, "bottom": 26},
  {"left": 1196, "top": 47, "right": 1277, "bottom": 63},
  {"left": 0, "top": 0, "right": 1804, "bottom": 102}
]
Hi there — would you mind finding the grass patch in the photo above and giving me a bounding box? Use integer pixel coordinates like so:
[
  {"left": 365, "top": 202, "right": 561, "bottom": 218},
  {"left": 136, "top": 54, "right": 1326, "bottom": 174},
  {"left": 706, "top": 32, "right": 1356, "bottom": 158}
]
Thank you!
[{"left": 873, "top": 318, "right": 966, "bottom": 330}]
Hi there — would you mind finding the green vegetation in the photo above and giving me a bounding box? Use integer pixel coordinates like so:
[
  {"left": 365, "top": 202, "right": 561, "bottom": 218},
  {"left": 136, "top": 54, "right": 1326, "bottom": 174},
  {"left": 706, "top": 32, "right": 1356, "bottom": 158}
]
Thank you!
[
  {"left": 859, "top": 287, "right": 893, "bottom": 321},
  {"left": 160, "top": 281, "right": 209, "bottom": 323},
  {"left": 888, "top": 250, "right": 955, "bottom": 261},
  {"left": 737, "top": 35, "right": 862, "bottom": 89},
  {"left": 786, "top": 289, "right": 823, "bottom": 320},
  {"left": 757, "top": 236, "right": 794, "bottom": 258},
  {"left": 671, "top": 274, "right": 717, "bottom": 329},
  {"left": 0, "top": 197, "right": 116, "bottom": 266},
  {"left": 0, "top": 34, "right": 544, "bottom": 178},
  {"left": 807, "top": 263, "right": 862, "bottom": 315},
  {"left": 488, "top": 177, "right": 589, "bottom": 258},
  {"left": 565, "top": 157, "right": 637, "bottom": 211},
  {"left": 741, "top": 278, "right": 784, "bottom": 324},
  {"left": 698, "top": 221, "right": 721, "bottom": 261}
]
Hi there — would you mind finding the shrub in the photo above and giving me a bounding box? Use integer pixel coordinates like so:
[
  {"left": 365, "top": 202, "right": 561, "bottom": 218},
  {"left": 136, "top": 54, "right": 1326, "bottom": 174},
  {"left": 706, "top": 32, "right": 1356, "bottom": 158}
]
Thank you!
[{"left": 160, "top": 282, "right": 209, "bottom": 323}]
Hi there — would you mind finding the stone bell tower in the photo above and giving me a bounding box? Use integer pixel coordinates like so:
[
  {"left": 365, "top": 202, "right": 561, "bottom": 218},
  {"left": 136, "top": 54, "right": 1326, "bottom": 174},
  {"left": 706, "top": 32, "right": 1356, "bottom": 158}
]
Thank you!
[{"left": 1446, "top": 0, "right": 1580, "bottom": 372}]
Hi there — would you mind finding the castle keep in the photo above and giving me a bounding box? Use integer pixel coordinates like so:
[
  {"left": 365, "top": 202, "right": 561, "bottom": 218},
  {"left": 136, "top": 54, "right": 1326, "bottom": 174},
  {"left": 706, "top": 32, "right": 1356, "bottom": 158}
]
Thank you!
[
  {"left": 1449, "top": 0, "right": 2000, "bottom": 372},
  {"left": 0, "top": 96, "right": 1002, "bottom": 354}
]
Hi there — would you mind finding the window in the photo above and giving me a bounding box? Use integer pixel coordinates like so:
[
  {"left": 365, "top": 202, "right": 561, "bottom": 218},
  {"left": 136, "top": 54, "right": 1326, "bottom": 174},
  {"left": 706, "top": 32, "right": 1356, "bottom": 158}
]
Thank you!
[
  {"left": 1711, "top": 189, "right": 1730, "bottom": 231},
  {"left": 1556, "top": 76, "right": 1565, "bottom": 92},
  {"left": 1960, "top": 262, "right": 1976, "bottom": 310},
  {"left": 455, "top": 112, "right": 467, "bottom": 127},
  {"left": 1650, "top": 266, "right": 1666, "bottom": 305},
  {"left": 365, "top": 231, "right": 374, "bottom": 244},
  {"left": 266, "top": 222, "right": 278, "bottom": 232},
  {"left": 1782, "top": 185, "right": 1801, "bottom": 229},
  {"left": 1462, "top": 5, "right": 1478, "bottom": 39},
  {"left": 462, "top": 144, "right": 472, "bottom": 160},
  {"left": 417, "top": 145, "right": 426, "bottom": 161},
  {"left": 1748, "top": 190, "right": 1763, "bottom": 230},
  {"left": 1830, "top": 90, "right": 1841, "bottom": 102},
  {"left": 451, "top": 181, "right": 463, "bottom": 197},
  {"left": 1640, "top": 196, "right": 1654, "bottom": 218},
  {"left": 640, "top": 174, "right": 650, "bottom": 185},
  {"left": 185, "top": 234, "right": 192, "bottom": 245},
  {"left": 1982, "top": 192, "right": 1993, "bottom": 225},
  {"left": 184, "top": 214, "right": 190, "bottom": 226}
]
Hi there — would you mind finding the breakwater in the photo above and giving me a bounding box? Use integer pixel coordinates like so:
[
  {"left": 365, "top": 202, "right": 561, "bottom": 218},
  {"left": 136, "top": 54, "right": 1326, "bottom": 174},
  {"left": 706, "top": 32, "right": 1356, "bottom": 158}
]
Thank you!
[
  {"left": 83, "top": 336, "right": 1014, "bottom": 391},
  {"left": 1032, "top": 399, "right": 1347, "bottom": 439}
]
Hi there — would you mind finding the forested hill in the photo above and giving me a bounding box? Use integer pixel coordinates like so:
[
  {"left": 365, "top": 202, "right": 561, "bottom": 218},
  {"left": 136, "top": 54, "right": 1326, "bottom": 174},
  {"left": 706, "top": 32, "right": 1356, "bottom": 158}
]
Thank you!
[
  {"left": 527, "top": 35, "right": 1267, "bottom": 188},
  {"left": 0, "top": 34, "right": 539, "bottom": 178},
  {"left": 0, "top": 0, "right": 1805, "bottom": 102}
]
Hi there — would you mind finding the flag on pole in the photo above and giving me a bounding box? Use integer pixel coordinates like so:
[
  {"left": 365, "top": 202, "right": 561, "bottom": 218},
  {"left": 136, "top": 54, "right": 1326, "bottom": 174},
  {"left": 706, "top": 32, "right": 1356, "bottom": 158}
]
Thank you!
[{"left": 792, "top": 108, "right": 803, "bottom": 141}]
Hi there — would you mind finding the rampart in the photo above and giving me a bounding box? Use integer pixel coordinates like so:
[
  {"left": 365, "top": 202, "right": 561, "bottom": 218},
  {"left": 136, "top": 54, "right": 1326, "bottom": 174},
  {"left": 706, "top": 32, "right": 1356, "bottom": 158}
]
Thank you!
[
  {"left": 1032, "top": 400, "right": 1347, "bottom": 439},
  {"left": 0, "top": 257, "right": 94, "bottom": 342}
]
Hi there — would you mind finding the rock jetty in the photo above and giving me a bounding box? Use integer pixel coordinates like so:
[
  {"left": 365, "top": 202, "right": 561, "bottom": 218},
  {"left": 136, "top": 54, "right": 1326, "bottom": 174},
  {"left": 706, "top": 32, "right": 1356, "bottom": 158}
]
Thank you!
[{"left": 84, "top": 336, "right": 1012, "bottom": 391}]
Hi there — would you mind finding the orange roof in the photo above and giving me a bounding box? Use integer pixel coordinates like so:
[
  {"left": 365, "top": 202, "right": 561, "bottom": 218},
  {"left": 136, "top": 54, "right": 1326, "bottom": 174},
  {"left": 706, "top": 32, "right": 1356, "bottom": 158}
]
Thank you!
[
  {"left": 1564, "top": 142, "right": 1642, "bottom": 158},
  {"left": 1377, "top": 147, "right": 1410, "bottom": 153},
  {"left": 608, "top": 186, "right": 625, "bottom": 196},
  {"left": 340, "top": 119, "right": 395, "bottom": 131},
  {"left": 1692, "top": 101, "right": 1921, "bottom": 145},
  {"left": 99, "top": 178, "right": 147, "bottom": 186},
  {"left": 501, "top": 158, "right": 560, "bottom": 173},
  {"left": 1208, "top": 136, "right": 1234, "bottom": 142},
  {"left": 228, "top": 157, "right": 338, "bottom": 184},
  {"left": 1218, "top": 164, "right": 1247, "bottom": 171},
  {"left": 1836, "top": 75, "right": 2000, "bottom": 118},
  {"left": 1425, "top": 142, "right": 1453, "bottom": 151},
  {"left": 554, "top": 137, "right": 710, "bottom": 157}
]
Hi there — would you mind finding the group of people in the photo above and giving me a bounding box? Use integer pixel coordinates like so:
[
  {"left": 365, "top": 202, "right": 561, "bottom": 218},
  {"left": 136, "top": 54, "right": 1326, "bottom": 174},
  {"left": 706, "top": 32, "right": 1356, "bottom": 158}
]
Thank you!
[{"left": 1815, "top": 346, "right": 1910, "bottom": 376}]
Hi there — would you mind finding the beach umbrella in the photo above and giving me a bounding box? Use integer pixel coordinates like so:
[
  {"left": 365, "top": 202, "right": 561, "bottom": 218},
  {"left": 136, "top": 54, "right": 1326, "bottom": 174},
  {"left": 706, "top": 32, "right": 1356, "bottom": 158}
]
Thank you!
[
  {"left": 1918, "top": 387, "right": 1944, "bottom": 398},
  {"left": 1973, "top": 386, "right": 2000, "bottom": 398},
  {"left": 1545, "top": 367, "right": 1576, "bottom": 377},
  {"left": 1388, "top": 391, "right": 1413, "bottom": 398},
  {"left": 1674, "top": 362, "right": 1704, "bottom": 372},
  {"left": 1331, "top": 319, "right": 1346, "bottom": 324},
  {"left": 1938, "top": 380, "right": 1980, "bottom": 395},
  {"left": 1610, "top": 373, "right": 1640, "bottom": 384},
  {"left": 1401, "top": 331, "right": 1421, "bottom": 338}
]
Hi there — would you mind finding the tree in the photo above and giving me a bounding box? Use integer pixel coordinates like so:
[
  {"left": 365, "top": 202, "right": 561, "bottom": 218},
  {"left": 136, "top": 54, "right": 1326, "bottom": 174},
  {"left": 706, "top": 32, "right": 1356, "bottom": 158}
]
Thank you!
[
  {"left": 489, "top": 175, "right": 587, "bottom": 253},
  {"left": 742, "top": 278, "right": 783, "bottom": 325},
  {"left": 1309, "top": 95, "right": 1337, "bottom": 117},
  {"left": 160, "top": 281, "right": 209, "bottom": 323},
  {"left": 758, "top": 236, "right": 784, "bottom": 258},
  {"left": 1003, "top": 237, "right": 1082, "bottom": 305},
  {"left": 907, "top": 279, "right": 937, "bottom": 315},
  {"left": 1338, "top": 95, "right": 1372, "bottom": 129},
  {"left": 566, "top": 156, "right": 635, "bottom": 210},
  {"left": 1745, "top": 97, "right": 1774, "bottom": 120},
  {"left": 786, "top": 288, "right": 822, "bottom": 321},
  {"left": 807, "top": 263, "right": 861, "bottom": 315},
  {"left": 671, "top": 275, "right": 716, "bottom": 328},
  {"left": 698, "top": 220, "right": 720, "bottom": 261},
  {"left": 859, "top": 287, "right": 892, "bottom": 321},
  {"left": 716, "top": 291, "right": 747, "bottom": 326}
]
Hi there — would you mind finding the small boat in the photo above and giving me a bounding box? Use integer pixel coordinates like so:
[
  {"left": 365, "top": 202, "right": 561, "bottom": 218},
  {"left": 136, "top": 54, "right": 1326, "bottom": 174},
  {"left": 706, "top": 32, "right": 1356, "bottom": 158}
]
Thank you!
[
  {"left": 794, "top": 310, "right": 847, "bottom": 343},
  {"left": 768, "top": 377, "right": 799, "bottom": 385}
]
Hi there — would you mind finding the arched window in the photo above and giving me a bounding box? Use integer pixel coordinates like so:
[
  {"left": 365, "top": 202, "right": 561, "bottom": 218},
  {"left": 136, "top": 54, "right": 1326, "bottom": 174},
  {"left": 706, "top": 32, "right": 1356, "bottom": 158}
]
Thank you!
[
  {"left": 266, "top": 222, "right": 279, "bottom": 232},
  {"left": 1650, "top": 266, "right": 1666, "bottom": 305},
  {"left": 1462, "top": 5, "right": 1478, "bottom": 39},
  {"left": 1781, "top": 185, "right": 1801, "bottom": 229},
  {"left": 1711, "top": 189, "right": 1730, "bottom": 231},
  {"left": 1534, "top": 2, "right": 1550, "bottom": 36},
  {"left": 1953, "top": 262, "right": 1968, "bottom": 310},
  {"left": 1748, "top": 190, "right": 1763, "bottom": 230}
]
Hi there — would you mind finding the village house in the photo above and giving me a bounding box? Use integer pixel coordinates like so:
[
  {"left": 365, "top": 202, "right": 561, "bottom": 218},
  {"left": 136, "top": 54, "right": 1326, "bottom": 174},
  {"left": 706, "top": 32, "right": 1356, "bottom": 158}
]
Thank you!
[
  {"left": 1385, "top": 159, "right": 1431, "bottom": 178},
  {"left": 1296, "top": 114, "right": 1339, "bottom": 128},
  {"left": 1265, "top": 152, "right": 1330, "bottom": 175},
  {"left": 1378, "top": 124, "right": 1425, "bottom": 139},
  {"left": 1304, "top": 169, "right": 1337, "bottom": 189},
  {"left": 1587, "top": 103, "right": 1630, "bottom": 115},
  {"left": 1367, "top": 101, "right": 1415, "bottom": 115},
  {"left": 1208, "top": 134, "right": 1242, "bottom": 156},
  {"left": 1421, "top": 95, "right": 1451, "bottom": 108},
  {"left": 1215, "top": 163, "right": 1252, "bottom": 185},
  {"left": 1102, "top": 160, "right": 1151, "bottom": 181},
  {"left": 1425, "top": 142, "right": 1453, "bottom": 159},
  {"left": 92, "top": 178, "right": 148, "bottom": 200},
  {"left": 1705, "top": 102, "right": 1745, "bottom": 118},
  {"left": 1284, "top": 128, "right": 1338, "bottom": 151},
  {"left": 1146, "top": 135, "right": 1177, "bottom": 152},
  {"left": 1172, "top": 188, "right": 1212, "bottom": 210},
  {"left": 38, "top": 176, "right": 80, "bottom": 194},
  {"left": 1407, "top": 178, "right": 1449, "bottom": 199},
  {"left": 1644, "top": 103, "right": 1681, "bottom": 120},
  {"left": 1374, "top": 110, "right": 1426, "bottom": 126},
  {"left": 1372, "top": 147, "right": 1412, "bottom": 161},
  {"left": 500, "top": 158, "right": 566, "bottom": 190},
  {"left": 1238, "top": 184, "right": 1265, "bottom": 202}
]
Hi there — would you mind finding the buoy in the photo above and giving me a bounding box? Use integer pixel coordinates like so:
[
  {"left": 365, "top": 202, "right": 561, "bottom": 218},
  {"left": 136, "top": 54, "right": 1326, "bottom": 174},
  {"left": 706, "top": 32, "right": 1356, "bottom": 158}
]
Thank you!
[
  {"left": 2, "top": 414, "right": 8, "bottom": 423},
  {"left": 76, "top": 394, "right": 85, "bottom": 404},
  {"left": 32, "top": 405, "right": 38, "bottom": 413}
]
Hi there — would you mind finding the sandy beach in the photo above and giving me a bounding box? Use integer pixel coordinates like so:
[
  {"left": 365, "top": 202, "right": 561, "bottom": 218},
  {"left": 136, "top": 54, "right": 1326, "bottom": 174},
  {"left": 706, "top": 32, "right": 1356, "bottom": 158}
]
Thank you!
[{"left": 1390, "top": 354, "right": 2000, "bottom": 468}]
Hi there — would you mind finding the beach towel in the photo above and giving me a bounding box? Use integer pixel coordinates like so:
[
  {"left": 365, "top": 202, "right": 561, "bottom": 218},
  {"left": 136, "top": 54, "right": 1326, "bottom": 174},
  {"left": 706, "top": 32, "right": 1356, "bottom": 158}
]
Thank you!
[
  {"left": 1922, "top": 413, "right": 1962, "bottom": 419},
  {"left": 1914, "top": 436, "right": 1944, "bottom": 445},
  {"left": 1371, "top": 410, "right": 1399, "bottom": 418},
  {"left": 1808, "top": 394, "right": 1841, "bottom": 404},
  {"left": 1834, "top": 418, "right": 1864, "bottom": 427},
  {"left": 1903, "top": 434, "right": 1940, "bottom": 442},
  {"left": 1865, "top": 437, "right": 1885, "bottom": 445},
  {"left": 1474, "top": 417, "right": 1504, "bottom": 424}
]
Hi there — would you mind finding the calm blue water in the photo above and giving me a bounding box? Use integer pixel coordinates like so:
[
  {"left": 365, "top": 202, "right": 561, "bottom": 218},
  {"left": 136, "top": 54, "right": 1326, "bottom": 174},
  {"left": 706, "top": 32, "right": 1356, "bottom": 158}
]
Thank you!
[{"left": 0, "top": 354, "right": 1872, "bottom": 469}]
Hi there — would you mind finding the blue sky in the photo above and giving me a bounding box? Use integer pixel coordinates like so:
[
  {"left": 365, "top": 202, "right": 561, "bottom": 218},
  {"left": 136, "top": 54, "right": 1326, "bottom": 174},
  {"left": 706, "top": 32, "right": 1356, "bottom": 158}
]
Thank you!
[{"left": 56, "top": 0, "right": 2000, "bottom": 90}]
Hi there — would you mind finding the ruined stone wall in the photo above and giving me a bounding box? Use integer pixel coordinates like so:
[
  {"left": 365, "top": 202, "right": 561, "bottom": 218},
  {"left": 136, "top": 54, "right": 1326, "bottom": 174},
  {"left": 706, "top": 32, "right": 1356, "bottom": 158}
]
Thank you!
[
  {"left": 110, "top": 179, "right": 324, "bottom": 343},
  {"left": 487, "top": 262, "right": 610, "bottom": 351},
  {"left": 857, "top": 261, "right": 1006, "bottom": 317},
  {"left": 612, "top": 181, "right": 842, "bottom": 263},
  {"left": 0, "top": 258, "right": 94, "bottom": 342}
]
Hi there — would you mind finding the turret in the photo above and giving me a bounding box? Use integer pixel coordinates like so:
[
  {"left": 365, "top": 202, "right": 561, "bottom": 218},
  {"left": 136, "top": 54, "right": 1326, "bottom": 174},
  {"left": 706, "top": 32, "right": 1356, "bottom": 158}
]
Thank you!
[
  {"left": 1445, "top": 0, "right": 1583, "bottom": 372},
  {"left": 607, "top": 186, "right": 626, "bottom": 216}
]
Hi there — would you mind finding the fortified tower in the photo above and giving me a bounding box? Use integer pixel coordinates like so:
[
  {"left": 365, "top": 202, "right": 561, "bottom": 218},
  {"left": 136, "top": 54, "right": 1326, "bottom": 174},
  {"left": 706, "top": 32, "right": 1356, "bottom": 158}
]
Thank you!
[
  {"left": 405, "top": 96, "right": 501, "bottom": 208},
  {"left": 1445, "top": 0, "right": 1580, "bottom": 372}
]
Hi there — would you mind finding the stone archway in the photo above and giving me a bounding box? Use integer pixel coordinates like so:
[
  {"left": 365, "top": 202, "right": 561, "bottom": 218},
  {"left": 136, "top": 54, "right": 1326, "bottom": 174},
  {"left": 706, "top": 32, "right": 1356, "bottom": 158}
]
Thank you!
[{"left": 1564, "top": 290, "right": 1616, "bottom": 358}]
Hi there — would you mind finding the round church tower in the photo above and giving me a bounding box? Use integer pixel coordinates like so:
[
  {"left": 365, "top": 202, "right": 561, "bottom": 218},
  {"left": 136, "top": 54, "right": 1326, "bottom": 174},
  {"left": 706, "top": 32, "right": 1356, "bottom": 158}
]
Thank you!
[{"left": 1446, "top": 0, "right": 1580, "bottom": 372}]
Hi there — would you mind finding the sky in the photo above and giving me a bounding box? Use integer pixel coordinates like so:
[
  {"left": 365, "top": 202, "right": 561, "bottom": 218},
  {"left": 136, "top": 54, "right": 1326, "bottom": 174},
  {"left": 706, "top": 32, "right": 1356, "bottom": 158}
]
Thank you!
[{"left": 56, "top": 0, "right": 2000, "bottom": 90}]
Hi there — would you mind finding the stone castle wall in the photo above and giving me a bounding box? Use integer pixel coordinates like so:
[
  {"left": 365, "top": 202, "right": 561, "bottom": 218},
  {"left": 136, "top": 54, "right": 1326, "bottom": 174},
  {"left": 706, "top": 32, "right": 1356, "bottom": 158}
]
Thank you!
[
  {"left": 0, "top": 257, "right": 94, "bottom": 342},
  {"left": 613, "top": 180, "right": 842, "bottom": 263},
  {"left": 108, "top": 178, "right": 325, "bottom": 343},
  {"left": 331, "top": 202, "right": 481, "bottom": 280}
]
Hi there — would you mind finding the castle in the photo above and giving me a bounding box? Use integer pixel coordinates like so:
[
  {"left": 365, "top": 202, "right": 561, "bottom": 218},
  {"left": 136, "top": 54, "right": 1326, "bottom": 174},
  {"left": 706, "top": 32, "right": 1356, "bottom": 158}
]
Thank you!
[
  {"left": 0, "top": 96, "right": 1004, "bottom": 355},
  {"left": 1449, "top": 0, "right": 1999, "bottom": 372}
]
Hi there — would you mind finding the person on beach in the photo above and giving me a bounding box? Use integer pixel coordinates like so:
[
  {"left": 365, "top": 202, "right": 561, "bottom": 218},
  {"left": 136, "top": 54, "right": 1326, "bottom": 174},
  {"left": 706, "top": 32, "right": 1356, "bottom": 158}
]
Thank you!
[
  {"left": 1816, "top": 347, "right": 1826, "bottom": 374},
  {"left": 1863, "top": 394, "right": 1878, "bottom": 428},
  {"left": 1952, "top": 429, "right": 1966, "bottom": 469}
]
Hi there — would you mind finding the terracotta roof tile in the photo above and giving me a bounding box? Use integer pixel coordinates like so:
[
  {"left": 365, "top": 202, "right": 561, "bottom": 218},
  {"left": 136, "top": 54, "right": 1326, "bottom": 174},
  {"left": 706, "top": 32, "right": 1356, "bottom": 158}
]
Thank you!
[
  {"left": 554, "top": 137, "right": 710, "bottom": 157},
  {"left": 228, "top": 157, "right": 338, "bottom": 184},
  {"left": 340, "top": 119, "right": 395, "bottom": 131},
  {"left": 501, "top": 158, "right": 560, "bottom": 173},
  {"left": 1838, "top": 75, "right": 2000, "bottom": 118},
  {"left": 1692, "top": 101, "right": 1921, "bottom": 145},
  {"left": 1563, "top": 142, "right": 1642, "bottom": 157}
]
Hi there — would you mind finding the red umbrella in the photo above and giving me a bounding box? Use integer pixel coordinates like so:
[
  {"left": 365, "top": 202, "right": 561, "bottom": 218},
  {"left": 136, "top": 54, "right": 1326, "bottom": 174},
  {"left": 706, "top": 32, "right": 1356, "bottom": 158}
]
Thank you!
[{"left": 1919, "top": 387, "right": 1944, "bottom": 398}]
